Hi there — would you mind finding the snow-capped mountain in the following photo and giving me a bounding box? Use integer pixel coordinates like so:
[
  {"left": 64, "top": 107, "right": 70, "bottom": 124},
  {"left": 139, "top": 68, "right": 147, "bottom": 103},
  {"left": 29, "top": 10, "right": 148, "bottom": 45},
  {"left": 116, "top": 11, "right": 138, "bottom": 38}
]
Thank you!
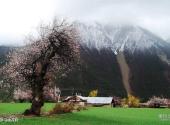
[
  {"left": 75, "top": 22, "right": 168, "bottom": 55},
  {"left": 57, "top": 22, "right": 170, "bottom": 99},
  {"left": 167, "top": 38, "right": 170, "bottom": 43},
  {"left": 1, "top": 22, "right": 170, "bottom": 99}
]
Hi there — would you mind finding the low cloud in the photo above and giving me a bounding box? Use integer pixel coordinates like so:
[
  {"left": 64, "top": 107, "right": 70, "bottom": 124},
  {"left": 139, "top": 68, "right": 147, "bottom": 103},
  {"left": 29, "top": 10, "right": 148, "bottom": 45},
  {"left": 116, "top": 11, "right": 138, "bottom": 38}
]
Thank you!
[{"left": 0, "top": 0, "right": 170, "bottom": 45}]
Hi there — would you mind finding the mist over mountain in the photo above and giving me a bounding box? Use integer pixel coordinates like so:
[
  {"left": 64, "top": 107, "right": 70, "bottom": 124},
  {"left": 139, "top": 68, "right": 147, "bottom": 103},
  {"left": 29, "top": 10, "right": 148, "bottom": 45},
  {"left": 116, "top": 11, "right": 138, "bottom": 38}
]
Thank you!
[
  {"left": 1, "top": 22, "right": 170, "bottom": 100},
  {"left": 167, "top": 38, "right": 170, "bottom": 43},
  {"left": 58, "top": 22, "right": 170, "bottom": 99}
]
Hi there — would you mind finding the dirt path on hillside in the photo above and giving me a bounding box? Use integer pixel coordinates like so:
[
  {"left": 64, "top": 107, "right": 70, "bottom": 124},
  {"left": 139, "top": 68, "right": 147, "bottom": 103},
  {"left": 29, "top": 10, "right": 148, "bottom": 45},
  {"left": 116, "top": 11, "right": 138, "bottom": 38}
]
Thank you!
[{"left": 116, "top": 52, "right": 132, "bottom": 94}]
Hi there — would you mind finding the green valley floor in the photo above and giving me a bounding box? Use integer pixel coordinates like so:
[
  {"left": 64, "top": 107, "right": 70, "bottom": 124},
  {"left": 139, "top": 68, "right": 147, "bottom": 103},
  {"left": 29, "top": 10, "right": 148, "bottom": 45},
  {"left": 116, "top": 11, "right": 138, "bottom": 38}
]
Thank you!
[{"left": 0, "top": 103, "right": 170, "bottom": 125}]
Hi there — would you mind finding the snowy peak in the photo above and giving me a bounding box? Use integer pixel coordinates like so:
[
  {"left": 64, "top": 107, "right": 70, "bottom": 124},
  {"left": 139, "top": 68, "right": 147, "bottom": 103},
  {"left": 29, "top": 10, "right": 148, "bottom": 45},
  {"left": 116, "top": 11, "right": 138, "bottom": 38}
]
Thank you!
[{"left": 75, "top": 22, "right": 166, "bottom": 54}]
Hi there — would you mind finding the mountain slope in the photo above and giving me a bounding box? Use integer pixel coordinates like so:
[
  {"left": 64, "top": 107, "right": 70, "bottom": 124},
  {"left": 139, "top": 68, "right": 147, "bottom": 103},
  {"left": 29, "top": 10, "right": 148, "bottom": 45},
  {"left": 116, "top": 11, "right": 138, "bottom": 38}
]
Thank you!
[
  {"left": 57, "top": 22, "right": 170, "bottom": 99},
  {"left": 1, "top": 23, "right": 170, "bottom": 100}
]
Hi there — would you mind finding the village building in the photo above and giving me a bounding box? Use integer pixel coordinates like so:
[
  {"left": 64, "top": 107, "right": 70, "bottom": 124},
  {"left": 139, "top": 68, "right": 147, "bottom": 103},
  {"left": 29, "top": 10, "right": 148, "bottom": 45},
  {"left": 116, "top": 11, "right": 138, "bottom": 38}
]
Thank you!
[
  {"left": 63, "top": 95, "right": 121, "bottom": 107},
  {"left": 63, "top": 95, "right": 87, "bottom": 107},
  {"left": 83, "top": 97, "right": 113, "bottom": 106}
]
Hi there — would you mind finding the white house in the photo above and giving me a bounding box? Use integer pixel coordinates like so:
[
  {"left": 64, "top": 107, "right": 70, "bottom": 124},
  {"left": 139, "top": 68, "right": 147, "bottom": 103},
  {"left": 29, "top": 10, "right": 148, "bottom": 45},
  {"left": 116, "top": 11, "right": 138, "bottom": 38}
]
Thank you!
[
  {"left": 82, "top": 97, "right": 113, "bottom": 105},
  {"left": 64, "top": 96, "right": 113, "bottom": 106}
]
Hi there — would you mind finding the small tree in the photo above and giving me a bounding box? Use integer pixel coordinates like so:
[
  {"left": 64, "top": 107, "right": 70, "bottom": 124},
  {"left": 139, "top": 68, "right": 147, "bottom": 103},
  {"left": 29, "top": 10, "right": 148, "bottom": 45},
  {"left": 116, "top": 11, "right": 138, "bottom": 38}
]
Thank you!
[
  {"left": 2, "top": 19, "right": 80, "bottom": 116},
  {"left": 89, "top": 90, "right": 98, "bottom": 97},
  {"left": 121, "top": 94, "right": 140, "bottom": 107}
]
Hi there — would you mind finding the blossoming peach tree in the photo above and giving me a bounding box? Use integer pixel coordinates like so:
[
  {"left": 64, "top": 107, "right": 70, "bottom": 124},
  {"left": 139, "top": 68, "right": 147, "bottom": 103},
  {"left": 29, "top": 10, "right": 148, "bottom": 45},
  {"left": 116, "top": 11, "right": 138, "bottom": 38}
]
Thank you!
[{"left": 3, "top": 19, "right": 80, "bottom": 116}]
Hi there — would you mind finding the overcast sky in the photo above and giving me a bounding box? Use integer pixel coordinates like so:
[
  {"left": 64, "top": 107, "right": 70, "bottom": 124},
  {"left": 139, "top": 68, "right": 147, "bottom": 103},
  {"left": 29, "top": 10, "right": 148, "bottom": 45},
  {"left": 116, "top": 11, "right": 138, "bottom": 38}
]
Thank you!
[{"left": 0, "top": 0, "right": 170, "bottom": 45}]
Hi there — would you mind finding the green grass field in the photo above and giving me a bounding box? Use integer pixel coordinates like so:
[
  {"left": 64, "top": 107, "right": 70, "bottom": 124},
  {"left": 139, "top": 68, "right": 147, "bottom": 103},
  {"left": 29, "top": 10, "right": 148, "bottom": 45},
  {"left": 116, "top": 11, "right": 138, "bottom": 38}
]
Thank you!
[{"left": 0, "top": 103, "right": 170, "bottom": 125}]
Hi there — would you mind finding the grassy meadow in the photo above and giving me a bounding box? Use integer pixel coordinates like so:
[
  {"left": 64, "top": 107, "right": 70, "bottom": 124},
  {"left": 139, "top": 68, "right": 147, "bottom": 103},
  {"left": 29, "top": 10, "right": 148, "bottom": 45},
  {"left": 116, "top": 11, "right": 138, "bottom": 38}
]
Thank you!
[{"left": 0, "top": 103, "right": 170, "bottom": 125}]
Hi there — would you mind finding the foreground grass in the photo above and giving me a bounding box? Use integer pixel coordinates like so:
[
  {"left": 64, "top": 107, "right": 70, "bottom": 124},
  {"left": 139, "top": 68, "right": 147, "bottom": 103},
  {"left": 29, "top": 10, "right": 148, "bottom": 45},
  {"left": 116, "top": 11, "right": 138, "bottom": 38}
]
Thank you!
[
  {"left": 0, "top": 103, "right": 55, "bottom": 114},
  {"left": 0, "top": 103, "right": 170, "bottom": 125}
]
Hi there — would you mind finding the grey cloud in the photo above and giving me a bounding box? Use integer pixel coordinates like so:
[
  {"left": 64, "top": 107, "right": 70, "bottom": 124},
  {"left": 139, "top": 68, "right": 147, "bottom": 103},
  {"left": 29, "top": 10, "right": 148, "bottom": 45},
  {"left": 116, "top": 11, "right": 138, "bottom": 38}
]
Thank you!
[
  {"left": 54, "top": 0, "right": 170, "bottom": 39},
  {"left": 1, "top": 0, "right": 170, "bottom": 45}
]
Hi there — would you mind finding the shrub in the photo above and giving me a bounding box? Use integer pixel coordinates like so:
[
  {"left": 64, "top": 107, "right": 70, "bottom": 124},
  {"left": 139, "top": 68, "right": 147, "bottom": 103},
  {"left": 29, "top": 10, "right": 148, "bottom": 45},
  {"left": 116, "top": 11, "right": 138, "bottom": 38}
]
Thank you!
[
  {"left": 49, "top": 102, "right": 86, "bottom": 115},
  {"left": 121, "top": 94, "right": 140, "bottom": 108},
  {"left": 88, "top": 90, "right": 98, "bottom": 97},
  {"left": 74, "top": 104, "right": 87, "bottom": 111},
  {"left": 49, "top": 103, "right": 74, "bottom": 114},
  {"left": 13, "top": 89, "right": 32, "bottom": 102},
  {"left": 147, "top": 96, "right": 165, "bottom": 108},
  {"left": 164, "top": 99, "right": 170, "bottom": 108}
]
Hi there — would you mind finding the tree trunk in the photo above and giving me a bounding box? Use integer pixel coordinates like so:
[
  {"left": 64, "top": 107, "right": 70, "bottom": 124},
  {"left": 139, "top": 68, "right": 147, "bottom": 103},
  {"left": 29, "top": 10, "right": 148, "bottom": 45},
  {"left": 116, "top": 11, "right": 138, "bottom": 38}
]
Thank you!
[{"left": 23, "top": 86, "right": 44, "bottom": 116}]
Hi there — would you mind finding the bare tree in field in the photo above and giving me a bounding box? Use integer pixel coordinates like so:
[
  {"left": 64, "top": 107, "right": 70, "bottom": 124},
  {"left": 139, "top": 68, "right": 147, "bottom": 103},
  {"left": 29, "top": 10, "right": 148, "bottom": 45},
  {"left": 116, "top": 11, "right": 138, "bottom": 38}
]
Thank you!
[{"left": 2, "top": 19, "right": 80, "bottom": 116}]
